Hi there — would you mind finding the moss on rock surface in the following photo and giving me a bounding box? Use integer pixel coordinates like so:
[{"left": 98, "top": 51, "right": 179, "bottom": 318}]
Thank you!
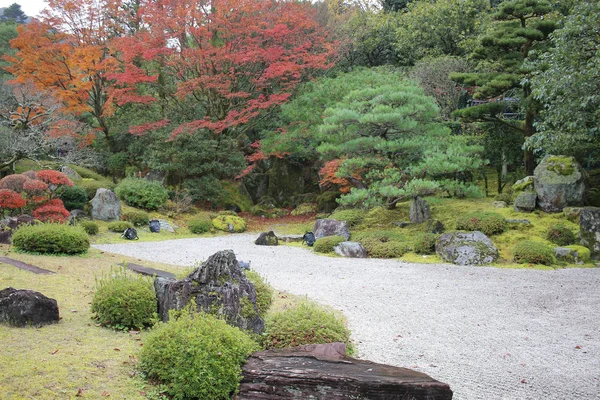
[
  {"left": 212, "top": 215, "right": 247, "bottom": 232},
  {"left": 546, "top": 156, "right": 575, "bottom": 176}
]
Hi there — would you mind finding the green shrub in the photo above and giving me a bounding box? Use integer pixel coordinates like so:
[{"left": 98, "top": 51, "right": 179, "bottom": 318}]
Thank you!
[
  {"left": 212, "top": 215, "right": 247, "bottom": 233},
  {"left": 316, "top": 191, "right": 340, "bottom": 213},
  {"left": 545, "top": 224, "right": 577, "bottom": 246},
  {"left": 115, "top": 178, "right": 169, "bottom": 210},
  {"left": 361, "top": 240, "right": 409, "bottom": 258},
  {"left": 91, "top": 268, "right": 157, "bottom": 330},
  {"left": 456, "top": 212, "right": 506, "bottom": 236},
  {"left": 264, "top": 302, "right": 352, "bottom": 352},
  {"left": 188, "top": 218, "right": 212, "bottom": 234},
  {"left": 57, "top": 186, "right": 88, "bottom": 210},
  {"left": 106, "top": 152, "right": 128, "bottom": 177},
  {"left": 328, "top": 209, "right": 365, "bottom": 226},
  {"left": 79, "top": 220, "right": 99, "bottom": 235},
  {"left": 290, "top": 203, "right": 317, "bottom": 216},
  {"left": 413, "top": 233, "right": 438, "bottom": 254},
  {"left": 494, "top": 192, "right": 513, "bottom": 205},
  {"left": 66, "top": 165, "right": 106, "bottom": 181},
  {"left": 513, "top": 240, "right": 555, "bottom": 265},
  {"left": 78, "top": 179, "right": 116, "bottom": 199},
  {"left": 122, "top": 210, "right": 150, "bottom": 227},
  {"left": 12, "top": 224, "right": 89, "bottom": 254},
  {"left": 107, "top": 221, "right": 133, "bottom": 232},
  {"left": 313, "top": 235, "right": 346, "bottom": 253},
  {"left": 244, "top": 270, "right": 273, "bottom": 318},
  {"left": 139, "top": 309, "right": 258, "bottom": 400}
]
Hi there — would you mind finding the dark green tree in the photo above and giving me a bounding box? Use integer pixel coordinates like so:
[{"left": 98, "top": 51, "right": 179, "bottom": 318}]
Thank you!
[
  {"left": 451, "top": 0, "right": 557, "bottom": 175},
  {"left": 380, "top": 0, "right": 412, "bottom": 12},
  {"left": 0, "top": 21, "right": 17, "bottom": 79},
  {"left": 0, "top": 3, "right": 27, "bottom": 24}
]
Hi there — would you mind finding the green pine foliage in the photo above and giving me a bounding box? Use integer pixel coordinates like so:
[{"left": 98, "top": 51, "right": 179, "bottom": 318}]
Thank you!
[
  {"left": 12, "top": 224, "right": 89, "bottom": 254},
  {"left": 57, "top": 186, "right": 88, "bottom": 210}
]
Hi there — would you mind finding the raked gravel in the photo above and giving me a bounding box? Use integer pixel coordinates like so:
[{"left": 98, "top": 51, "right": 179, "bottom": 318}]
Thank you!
[{"left": 94, "top": 233, "right": 600, "bottom": 400}]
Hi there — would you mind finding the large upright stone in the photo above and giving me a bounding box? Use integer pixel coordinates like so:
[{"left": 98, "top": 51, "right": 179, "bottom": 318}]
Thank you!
[
  {"left": 255, "top": 231, "right": 278, "bottom": 246},
  {"left": 334, "top": 242, "right": 367, "bottom": 258},
  {"left": 313, "top": 219, "right": 350, "bottom": 241},
  {"left": 436, "top": 231, "right": 499, "bottom": 265},
  {"left": 514, "top": 192, "right": 537, "bottom": 212},
  {"left": 410, "top": 196, "right": 431, "bottom": 224},
  {"left": 534, "top": 155, "right": 586, "bottom": 213},
  {"left": 91, "top": 188, "right": 121, "bottom": 221},
  {"left": 0, "top": 288, "right": 59, "bottom": 327},
  {"left": 154, "top": 250, "right": 264, "bottom": 334},
  {"left": 579, "top": 207, "right": 600, "bottom": 257}
]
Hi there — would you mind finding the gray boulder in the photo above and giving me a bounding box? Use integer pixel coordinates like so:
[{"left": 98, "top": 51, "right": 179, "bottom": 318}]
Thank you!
[
  {"left": 59, "top": 165, "right": 81, "bottom": 181},
  {"left": 563, "top": 207, "right": 584, "bottom": 223},
  {"left": 513, "top": 176, "right": 535, "bottom": 193},
  {"left": 68, "top": 209, "right": 88, "bottom": 225},
  {"left": 492, "top": 201, "right": 507, "bottom": 208},
  {"left": 514, "top": 192, "right": 537, "bottom": 212},
  {"left": 255, "top": 231, "right": 278, "bottom": 246},
  {"left": 334, "top": 242, "right": 367, "bottom": 258},
  {"left": 579, "top": 207, "right": 600, "bottom": 257},
  {"left": 554, "top": 247, "right": 589, "bottom": 264},
  {"left": 157, "top": 219, "right": 175, "bottom": 232},
  {"left": 0, "top": 287, "right": 59, "bottom": 327},
  {"left": 313, "top": 219, "right": 350, "bottom": 241},
  {"left": 154, "top": 250, "right": 264, "bottom": 334},
  {"left": 436, "top": 231, "right": 499, "bottom": 266},
  {"left": 534, "top": 155, "right": 586, "bottom": 212},
  {"left": 91, "top": 188, "right": 121, "bottom": 221},
  {"left": 426, "top": 219, "right": 445, "bottom": 234},
  {"left": 410, "top": 196, "right": 431, "bottom": 224},
  {"left": 0, "top": 215, "right": 35, "bottom": 244}
]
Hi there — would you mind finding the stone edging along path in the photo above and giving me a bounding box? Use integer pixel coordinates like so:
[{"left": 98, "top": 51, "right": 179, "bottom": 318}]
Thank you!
[{"left": 94, "top": 234, "right": 600, "bottom": 400}]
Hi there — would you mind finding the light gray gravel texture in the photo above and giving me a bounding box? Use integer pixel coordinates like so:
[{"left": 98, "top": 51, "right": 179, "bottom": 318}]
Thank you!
[{"left": 94, "top": 234, "right": 600, "bottom": 400}]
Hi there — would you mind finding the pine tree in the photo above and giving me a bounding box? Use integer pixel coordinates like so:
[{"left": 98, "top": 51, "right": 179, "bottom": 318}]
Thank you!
[{"left": 0, "top": 3, "right": 27, "bottom": 24}]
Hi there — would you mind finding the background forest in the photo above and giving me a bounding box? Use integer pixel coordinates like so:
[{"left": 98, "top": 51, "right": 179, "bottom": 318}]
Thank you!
[{"left": 0, "top": 0, "right": 598, "bottom": 210}]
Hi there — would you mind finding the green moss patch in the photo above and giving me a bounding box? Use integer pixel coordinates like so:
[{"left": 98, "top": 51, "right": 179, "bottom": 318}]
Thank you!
[
  {"left": 212, "top": 215, "right": 247, "bottom": 233},
  {"left": 546, "top": 156, "right": 575, "bottom": 176}
]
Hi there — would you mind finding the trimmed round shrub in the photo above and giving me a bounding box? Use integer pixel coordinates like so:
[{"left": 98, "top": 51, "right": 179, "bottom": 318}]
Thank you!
[
  {"left": 57, "top": 185, "right": 88, "bottom": 210},
  {"left": 545, "top": 224, "right": 577, "bottom": 246},
  {"left": 328, "top": 209, "right": 365, "bottom": 226},
  {"left": 264, "top": 302, "right": 352, "bottom": 352},
  {"left": 413, "top": 233, "right": 438, "bottom": 254},
  {"left": 244, "top": 270, "right": 274, "bottom": 318},
  {"left": 188, "top": 218, "right": 212, "bottom": 234},
  {"left": 313, "top": 235, "right": 346, "bottom": 253},
  {"left": 212, "top": 215, "right": 247, "bottom": 233},
  {"left": 139, "top": 309, "right": 258, "bottom": 400},
  {"left": 115, "top": 178, "right": 168, "bottom": 210},
  {"left": 513, "top": 240, "right": 555, "bottom": 265},
  {"left": 122, "top": 210, "right": 149, "bottom": 227},
  {"left": 456, "top": 212, "right": 506, "bottom": 236},
  {"left": 107, "top": 221, "right": 133, "bottom": 232},
  {"left": 79, "top": 220, "right": 99, "bottom": 235},
  {"left": 78, "top": 179, "right": 116, "bottom": 199},
  {"left": 12, "top": 224, "right": 89, "bottom": 254},
  {"left": 361, "top": 240, "right": 409, "bottom": 258},
  {"left": 91, "top": 268, "right": 157, "bottom": 330}
]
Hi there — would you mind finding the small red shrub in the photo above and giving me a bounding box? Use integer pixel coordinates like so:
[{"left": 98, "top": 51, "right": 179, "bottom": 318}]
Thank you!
[
  {"left": 33, "top": 199, "right": 70, "bottom": 223},
  {"left": 23, "top": 178, "right": 49, "bottom": 195},
  {"left": 36, "top": 170, "right": 74, "bottom": 187},
  {"left": 0, "top": 174, "right": 28, "bottom": 192},
  {"left": 0, "top": 189, "right": 27, "bottom": 209}
]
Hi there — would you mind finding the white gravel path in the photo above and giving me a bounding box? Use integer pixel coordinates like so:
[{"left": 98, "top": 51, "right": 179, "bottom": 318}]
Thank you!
[{"left": 94, "top": 234, "right": 600, "bottom": 400}]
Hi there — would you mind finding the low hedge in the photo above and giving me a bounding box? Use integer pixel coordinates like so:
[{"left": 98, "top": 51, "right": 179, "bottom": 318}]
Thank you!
[
  {"left": 313, "top": 235, "right": 346, "bottom": 253},
  {"left": 79, "top": 220, "right": 99, "bottom": 235},
  {"left": 188, "top": 218, "right": 212, "bottom": 234},
  {"left": 545, "top": 224, "right": 577, "bottom": 246},
  {"left": 456, "top": 212, "right": 506, "bottom": 236},
  {"left": 12, "top": 224, "right": 89, "bottom": 254},
  {"left": 513, "top": 240, "right": 555, "bottom": 265},
  {"left": 122, "top": 210, "right": 150, "bottom": 227},
  {"left": 107, "top": 221, "right": 134, "bottom": 232}
]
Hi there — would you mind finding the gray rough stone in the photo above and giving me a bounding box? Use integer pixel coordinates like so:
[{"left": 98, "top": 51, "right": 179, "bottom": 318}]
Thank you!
[
  {"left": 334, "top": 242, "right": 367, "bottom": 258},
  {"left": 154, "top": 250, "right": 264, "bottom": 334},
  {"left": 514, "top": 192, "right": 537, "bottom": 212},
  {"left": 554, "top": 247, "right": 587, "bottom": 264},
  {"left": 59, "top": 165, "right": 81, "bottom": 181},
  {"left": 277, "top": 234, "right": 303, "bottom": 243},
  {"left": 68, "top": 209, "right": 88, "bottom": 225},
  {"left": 563, "top": 207, "right": 584, "bottom": 223},
  {"left": 157, "top": 219, "right": 175, "bottom": 232},
  {"left": 313, "top": 219, "right": 350, "bottom": 241},
  {"left": 0, "top": 215, "right": 35, "bottom": 244},
  {"left": 513, "top": 176, "right": 535, "bottom": 192},
  {"left": 255, "top": 231, "right": 278, "bottom": 246},
  {"left": 91, "top": 188, "right": 121, "bottom": 221},
  {"left": 236, "top": 343, "right": 453, "bottom": 400},
  {"left": 392, "top": 221, "right": 410, "bottom": 228},
  {"left": 426, "top": 219, "right": 445, "bottom": 234},
  {"left": 436, "top": 231, "right": 499, "bottom": 266},
  {"left": 534, "top": 155, "right": 586, "bottom": 213},
  {"left": 0, "top": 287, "right": 59, "bottom": 327},
  {"left": 506, "top": 219, "right": 531, "bottom": 226},
  {"left": 579, "top": 207, "right": 600, "bottom": 257},
  {"left": 410, "top": 196, "right": 431, "bottom": 224},
  {"left": 492, "top": 201, "right": 507, "bottom": 208}
]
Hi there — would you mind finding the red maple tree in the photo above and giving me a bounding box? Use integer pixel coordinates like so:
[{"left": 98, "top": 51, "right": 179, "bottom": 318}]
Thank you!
[{"left": 0, "top": 189, "right": 26, "bottom": 210}]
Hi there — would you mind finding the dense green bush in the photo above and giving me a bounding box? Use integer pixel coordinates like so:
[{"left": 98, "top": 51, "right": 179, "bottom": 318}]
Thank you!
[
  {"left": 115, "top": 178, "right": 169, "bottom": 210},
  {"left": 91, "top": 268, "right": 158, "bottom": 330},
  {"left": 313, "top": 235, "right": 346, "bottom": 253},
  {"left": 139, "top": 309, "right": 258, "bottom": 400},
  {"left": 78, "top": 179, "right": 116, "bottom": 199},
  {"left": 57, "top": 186, "right": 88, "bottom": 210},
  {"left": 122, "top": 210, "right": 150, "bottom": 226},
  {"left": 79, "top": 220, "right": 99, "bottom": 235},
  {"left": 361, "top": 240, "right": 409, "bottom": 258},
  {"left": 513, "top": 240, "right": 555, "bottom": 265},
  {"left": 456, "top": 212, "right": 506, "bottom": 236},
  {"left": 494, "top": 192, "right": 513, "bottom": 205},
  {"left": 545, "top": 224, "right": 577, "bottom": 246},
  {"left": 12, "top": 224, "right": 89, "bottom": 254},
  {"left": 244, "top": 270, "right": 274, "bottom": 318},
  {"left": 212, "top": 215, "right": 247, "bottom": 233},
  {"left": 413, "top": 233, "right": 438, "bottom": 254},
  {"left": 106, "top": 152, "right": 129, "bottom": 177},
  {"left": 188, "top": 218, "right": 212, "bottom": 234},
  {"left": 66, "top": 165, "right": 106, "bottom": 181},
  {"left": 107, "top": 221, "right": 134, "bottom": 232},
  {"left": 328, "top": 209, "right": 365, "bottom": 226},
  {"left": 264, "top": 302, "right": 352, "bottom": 352}
]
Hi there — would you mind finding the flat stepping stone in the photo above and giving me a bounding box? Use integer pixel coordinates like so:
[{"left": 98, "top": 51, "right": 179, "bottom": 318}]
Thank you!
[
  {"left": 0, "top": 257, "right": 55, "bottom": 274},
  {"left": 120, "top": 262, "right": 175, "bottom": 279}
]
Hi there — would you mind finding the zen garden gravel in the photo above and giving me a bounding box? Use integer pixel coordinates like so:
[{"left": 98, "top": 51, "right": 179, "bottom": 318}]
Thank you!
[{"left": 94, "top": 234, "right": 600, "bottom": 400}]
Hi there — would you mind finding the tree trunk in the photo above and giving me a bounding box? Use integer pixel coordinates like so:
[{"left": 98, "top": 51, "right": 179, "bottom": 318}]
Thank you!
[{"left": 523, "top": 109, "right": 535, "bottom": 176}]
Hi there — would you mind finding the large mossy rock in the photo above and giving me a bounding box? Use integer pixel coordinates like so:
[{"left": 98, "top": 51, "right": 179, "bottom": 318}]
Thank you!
[
  {"left": 0, "top": 287, "right": 59, "bottom": 327},
  {"left": 435, "top": 231, "right": 499, "bottom": 266},
  {"left": 514, "top": 192, "right": 537, "bottom": 213},
  {"left": 410, "top": 196, "right": 431, "bottom": 224},
  {"left": 90, "top": 188, "right": 121, "bottom": 221},
  {"left": 59, "top": 165, "right": 82, "bottom": 182},
  {"left": 154, "top": 250, "right": 264, "bottom": 334},
  {"left": 313, "top": 219, "right": 350, "bottom": 241},
  {"left": 236, "top": 343, "right": 453, "bottom": 400},
  {"left": 212, "top": 215, "right": 247, "bottom": 233},
  {"left": 255, "top": 231, "right": 278, "bottom": 246},
  {"left": 579, "top": 207, "right": 600, "bottom": 257},
  {"left": 267, "top": 158, "right": 304, "bottom": 206},
  {"left": 534, "top": 155, "right": 586, "bottom": 213}
]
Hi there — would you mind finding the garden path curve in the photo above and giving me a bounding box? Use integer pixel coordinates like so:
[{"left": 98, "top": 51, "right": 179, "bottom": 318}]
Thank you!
[{"left": 94, "top": 234, "right": 600, "bottom": 400}]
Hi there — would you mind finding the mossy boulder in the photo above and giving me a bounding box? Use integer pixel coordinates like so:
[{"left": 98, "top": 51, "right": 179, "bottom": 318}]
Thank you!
[
  {"left": 534, "top": 155, "right": 586, "bottom": 213},
  {"left": 212, "top": 215, "right": 247, "bottom": 233},
  {"left": 512, "top": 176, "right": 535, "bottom": 193},
  {"left": 579, "top": 207, "right": 600, "bottom": 257},
  {"left": 291, "top": 203, "right": 317, "bottom": 216},
  {"left": 555, "top": 245, "right": 591, "bottom": 264},
  {"left": 435, "top": 231, "right": 499, "bottom": 266},
  {"left": 267, "top": 158, "right": 305, "bottom": 206},
  {"left": 316, "top": 191, "right": 341, "bottom": 213},
  {"left": 514, "top": 192, "right": 537, "bottom": 213}
]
